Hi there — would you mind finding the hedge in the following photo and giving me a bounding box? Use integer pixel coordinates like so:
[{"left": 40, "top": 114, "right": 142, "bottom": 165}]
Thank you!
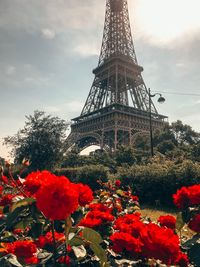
[{"left": 116, "top": 160, "right": 200, "bottom": 207}]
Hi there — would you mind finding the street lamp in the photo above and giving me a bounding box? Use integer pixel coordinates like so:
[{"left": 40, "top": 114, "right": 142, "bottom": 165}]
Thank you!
[{"left": 148, "top": 88, "right": 165, "bottom": 157}]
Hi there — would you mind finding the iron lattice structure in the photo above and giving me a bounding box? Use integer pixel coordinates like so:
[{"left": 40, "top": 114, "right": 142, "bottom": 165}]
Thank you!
[{"left": 67, "top": 0, "right": 167, "bottom": 151}]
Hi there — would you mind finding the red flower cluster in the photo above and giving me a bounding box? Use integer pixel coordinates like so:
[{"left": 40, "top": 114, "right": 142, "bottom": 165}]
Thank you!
[
  {"left": 158, "top": 215, "right": 176, "bottom": 230},
  {"left": 23, "top": 171, "right": 93, "bottom": 220},
  {"left": 6, "top": 240, "right": 38, "bottom": 264},
  {"left": 173, "top": 184, "right": 200, "bottom": 209},
  {"left": 79, "top": 203, "right": 114, "bottom": 228},
  {"left": 110, "top": 213, "right": 188, "bottom": 266},
  {"left": 188, "top": 214, "right": 200, "bottom": 233},
  {"left": 110, "top": 232, "right": 143, "bottom": 255},
  {"left": 36, "top": 231, "right": 65, "bottom": 248},
  {"left": 0, "top": 194, "right": 15, "bottom": 206}
]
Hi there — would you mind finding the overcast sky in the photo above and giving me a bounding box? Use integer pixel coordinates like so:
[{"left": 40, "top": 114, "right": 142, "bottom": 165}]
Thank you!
[{"left": 0, "top": 0, "right": 200, "bottom": 158}]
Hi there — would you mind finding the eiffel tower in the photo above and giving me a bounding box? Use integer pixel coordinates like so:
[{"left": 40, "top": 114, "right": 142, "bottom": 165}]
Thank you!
[{"left": 67, "top": 0, "right": 167, "bottom": 151}]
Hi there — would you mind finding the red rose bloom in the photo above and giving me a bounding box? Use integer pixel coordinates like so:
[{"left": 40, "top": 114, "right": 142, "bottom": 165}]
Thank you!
[
  {"left": 173, "top": 184, "right": 200, "bottom": 209},
  {"left": 110, "top": 232, "right": 143, "bottom": 254},
  {"left": 188, "top": 214, "right": 200, "bottom": 232},
  {"left": 158, "top": 215, "right": 176, "bottom": 230},
  {"left": 115, "top": 180, "right": 121, "bottom": 187},
  {"left": 0, "top": 194, "right": 15, "bottom": 206},
  {"left": 131, "top": 195, "right": 139, "bottom": 202},
  {"left": 37, "top": 231, "right": 65, "bottom": 248},
  {"left": 79, "top": 209, "right": 114, "bottom": 228},
  {"left": 7, "top": 240, "right": 37, "bottom": 258},
  {"left": 24, "top": 171, "right": 58, "bottom": 196},
  {"left": 79, "top": 217, "right": 102, "bottom": 228},
  {"left": 89, "top": 203, "right": 112, "bottom": 213},
  {"left": 35, "top": 175, "right": 78, "bottom": 220},
  {"left": 140, "top": 223, "right": 181, "bottom": 265},
  {"left": 75, "top": 183, "right": 93, "bottom": 206}
]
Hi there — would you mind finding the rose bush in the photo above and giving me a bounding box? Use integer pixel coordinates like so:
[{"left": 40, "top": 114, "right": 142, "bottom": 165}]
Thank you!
[{"left": 0, "top": 162, "right": 198, "bottom": 266}]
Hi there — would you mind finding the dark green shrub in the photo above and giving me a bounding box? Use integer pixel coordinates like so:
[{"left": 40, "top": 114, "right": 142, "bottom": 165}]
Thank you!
[
  {"left": 117, "top": 160, "right": 200, "bottom": 207},
  {"left": 76, "top": 165, "right": 109, "bottom": 190}
]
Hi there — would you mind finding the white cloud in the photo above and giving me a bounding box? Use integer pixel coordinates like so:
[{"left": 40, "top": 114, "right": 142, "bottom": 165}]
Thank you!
[{"left": 41, "top": 28, "right": 56, "bottom": 39}]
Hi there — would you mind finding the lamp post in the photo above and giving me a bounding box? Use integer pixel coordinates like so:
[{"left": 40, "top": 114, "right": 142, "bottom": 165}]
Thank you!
[{"left": 148, "top": 88, "right": 165, "bottom": 157}]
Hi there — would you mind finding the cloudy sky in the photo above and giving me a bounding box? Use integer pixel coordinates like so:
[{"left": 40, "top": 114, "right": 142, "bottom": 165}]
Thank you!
[{"left": 0, "top": 0, "right": 200, "bottom": 158}]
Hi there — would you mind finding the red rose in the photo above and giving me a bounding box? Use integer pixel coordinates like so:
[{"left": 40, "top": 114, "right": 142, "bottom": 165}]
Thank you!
[
  {"left": 140, "top": 223, "right": 180, "bottom": 265},
  {"left": 7, "top": 240, "right": 37, "bottom": 260},
  {"left": 89, "top": 203, "right": 112, "bottom": 213},
  {"left": 110, "top": 232, "right": 143, "bottom": 254},
  {"left": 37, "top": 231, "right": 65, "bottom": 248},
  {"left": 131, "top": 195, "right": 139, "bottom": 202},
  {"left": 173, "top": 184, "right": 200, "bottom": 209},
  {"left": 75, "top": 183, "right": 93, "bottom": 206},
  {"left": 36, "top": 175, "right": 79, "bottom": 220},
  {"left": 79, "top": 217, "right": 102, "bottom": 228},
  {"left": 0, "top": 194, "right": 15, "bottom": 206},
  {"left": 24, "top": 171, "right": 58, "bottom": 196},
  {"left": 188, "top": 214, "right": 200, "bottom": 233},
  {"left": 115, "top": 180, "right": 121, "bottom": 187},
  {"left": 158, "top": 215, "right": 176, "bottom": 230}
]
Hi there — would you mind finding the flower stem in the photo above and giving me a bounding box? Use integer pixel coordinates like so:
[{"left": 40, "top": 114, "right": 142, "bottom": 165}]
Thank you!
[{"left": 65, "top": 216, "right": 72, "bottom": 255}]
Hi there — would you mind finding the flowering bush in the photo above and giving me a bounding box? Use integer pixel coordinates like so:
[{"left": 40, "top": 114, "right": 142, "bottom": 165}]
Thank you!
[
  {"left": 173, "top": 184, "right": 200, "bottom": 266},
  {"left": 0, "top": 162, "right": 197, "bottom": 266}
]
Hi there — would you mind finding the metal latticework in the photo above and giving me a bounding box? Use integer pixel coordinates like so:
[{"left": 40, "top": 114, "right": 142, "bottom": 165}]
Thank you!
[
  {"left": 67, "top": 0, "right": 167, "bottom": 151},
  {"left": 81, "top": 0, "right": 157, "bottom": 116}
]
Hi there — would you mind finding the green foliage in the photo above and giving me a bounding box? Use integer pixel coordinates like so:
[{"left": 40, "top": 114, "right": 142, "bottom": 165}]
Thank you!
[
  {"left": 115, "top": 145, "right": 137, "bottom": 166},
  {"left": 4, "top": 110, "right": 68, "bottom": 171},
  {"left": 76, "top": 165, "right": 109, "bottom": 190},
  {"left": 55, "top": 165, "right": 109, "bottom": 190},
  {"left": 117, "top": 160, "right": 200, "bottom": 206}
]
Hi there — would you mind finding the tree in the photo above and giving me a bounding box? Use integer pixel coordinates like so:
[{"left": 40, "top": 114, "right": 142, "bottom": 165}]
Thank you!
[
  {"left": 171, "top": 120, "right": 200, "bottom": 145},
  {"left": 4, "top": 111, "right": 69, "bottom": 170}
]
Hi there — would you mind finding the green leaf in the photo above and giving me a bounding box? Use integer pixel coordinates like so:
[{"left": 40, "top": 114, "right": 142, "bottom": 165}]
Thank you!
[
  {"left": 14, "top": 217, "right": 33, "bottom": 230},
  {"left": 6, "top": 206, "right": 29, "bottom": 229},
  {"left": 11, "top": 198, "right": 35, "bottom": 212},
  {"left": 69, "top": 236, "right": 84, "bottom": 247},
  {"left": 82, "top": 227, "right": 103, "bottom": 244},
  {"left": 176, "top": 212, "right": 185, "bottom": 231},
  {"left": 188, "top": 242, "right": 200, "bottom": 267},
  {"left": 0, "top": 232, "right": 16, "bottom": 242},
  {"left": 183, "top": 234, "right": 200, "bottom": 250},
  {"left": 90, "top": 243, "right": 109, "bottom": 267},
  {"left": 29, "top": 222, "right": 43, "bottom": 238}
]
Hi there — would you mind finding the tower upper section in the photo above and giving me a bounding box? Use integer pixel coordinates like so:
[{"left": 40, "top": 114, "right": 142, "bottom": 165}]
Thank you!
[{"left": 98, "top": 0, "right": 137, "bottom": 66}]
